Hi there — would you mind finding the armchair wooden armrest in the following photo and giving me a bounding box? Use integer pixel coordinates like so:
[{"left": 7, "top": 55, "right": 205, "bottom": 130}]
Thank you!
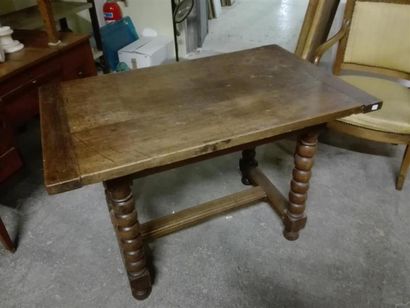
[{"left": 313, "top": 19, "right": 350, "bottom": 65}]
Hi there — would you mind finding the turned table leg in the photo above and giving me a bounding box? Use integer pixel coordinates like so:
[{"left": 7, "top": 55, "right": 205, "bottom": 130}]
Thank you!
[
  {"left": 284, "top": 131, "right": 319, "bottom": 241},
  {"left": 104, "top": 177, "right": 152, "bottom": 300},
  {"left": 240, "top": 148, "right": 258, "bottom": 185}
]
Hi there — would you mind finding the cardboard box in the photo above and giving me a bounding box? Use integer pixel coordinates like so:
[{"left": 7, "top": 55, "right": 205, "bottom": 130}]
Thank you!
[{"left": 118, "top": 36, "right": 173, "bottom": 69}]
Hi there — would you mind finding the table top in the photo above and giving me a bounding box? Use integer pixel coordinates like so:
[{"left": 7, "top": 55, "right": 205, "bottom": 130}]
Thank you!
[{"left": 40, "top": 45, "right": 381, "bottom": 194}]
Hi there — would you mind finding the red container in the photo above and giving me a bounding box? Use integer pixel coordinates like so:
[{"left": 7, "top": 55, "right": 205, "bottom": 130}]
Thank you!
[{"left": 103, "top": 1, "right": 122, "bottom": 23}]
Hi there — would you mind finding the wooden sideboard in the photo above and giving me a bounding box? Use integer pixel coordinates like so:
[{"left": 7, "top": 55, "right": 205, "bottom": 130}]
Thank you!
[{"left": 0, "top": 30, "right": 97, "bottom": 183}]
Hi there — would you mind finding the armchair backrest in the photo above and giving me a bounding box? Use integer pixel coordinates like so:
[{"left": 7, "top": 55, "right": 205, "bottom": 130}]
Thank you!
[{"left": 334, "top": 0, "right": 410, "bottom": 80}]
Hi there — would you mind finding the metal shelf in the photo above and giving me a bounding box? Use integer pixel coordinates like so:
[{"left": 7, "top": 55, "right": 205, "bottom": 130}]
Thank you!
[{"left": 0, "top": 1, "right": 92, "bottom": 30}]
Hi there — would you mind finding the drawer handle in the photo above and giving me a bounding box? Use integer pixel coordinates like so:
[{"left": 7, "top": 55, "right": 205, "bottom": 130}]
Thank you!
[
  {"left": 1, "top": 68, "right": 60, "bottom": 102},
  {"left": 77, "top": 71, "right": 84, "bottom": 77}
]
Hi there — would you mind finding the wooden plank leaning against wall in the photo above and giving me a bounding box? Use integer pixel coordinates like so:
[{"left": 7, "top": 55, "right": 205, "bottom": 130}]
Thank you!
[{"left": 36, "top": 0, "right": 60, "bottom": 45}]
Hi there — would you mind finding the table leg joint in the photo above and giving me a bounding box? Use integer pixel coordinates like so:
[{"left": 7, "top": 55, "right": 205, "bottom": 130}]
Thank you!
[{"left": 245, "top": 166, "right": 288, "bottom": 219}]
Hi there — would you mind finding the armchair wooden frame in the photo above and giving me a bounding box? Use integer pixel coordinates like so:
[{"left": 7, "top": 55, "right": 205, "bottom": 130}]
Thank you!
[{"left": 313, "top": 0, "right": 410, "bottom": 190}]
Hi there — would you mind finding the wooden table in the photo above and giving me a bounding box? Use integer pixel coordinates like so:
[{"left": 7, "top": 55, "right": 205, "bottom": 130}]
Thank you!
[{"left": 40, "top": 45, "right": 381, "bottom": 300}]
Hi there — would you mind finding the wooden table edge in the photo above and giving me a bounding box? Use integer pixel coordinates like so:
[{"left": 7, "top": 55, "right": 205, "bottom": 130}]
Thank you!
[
  {"left": 42, "top": 104, "right": 381, "bottom": 195},
  {"left": 39, "top": 82, "right": 82, "bottom": 195}
]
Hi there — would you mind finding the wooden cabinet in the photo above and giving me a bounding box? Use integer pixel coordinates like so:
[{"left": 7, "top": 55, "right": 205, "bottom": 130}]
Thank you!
[
  {"left": 0, "top": 31, "right": 97, "bottom": 183},
  {"left": 60, "top": 41, "right": 96, "bottom": 80},
  {"left": 1, "top": 58, "right": 61, "bottom": 127}
]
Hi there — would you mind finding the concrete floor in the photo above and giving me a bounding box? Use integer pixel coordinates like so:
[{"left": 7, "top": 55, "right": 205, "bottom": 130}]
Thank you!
[
  {"left": 185, "top": 0, "right": 308, "bottom": 59},
  {"left": 1, "top": 0, "right": 410, "bottom": 307}
]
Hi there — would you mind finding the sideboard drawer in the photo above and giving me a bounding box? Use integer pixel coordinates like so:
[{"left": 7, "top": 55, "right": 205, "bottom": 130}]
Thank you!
[
  {"left": 60, "top": 41, "right": 97, "bottom": 80},
  {"left": 0, "top": 58, "right": 60, "bottom": 96},
  {"left": 0, "top": 61, "right": 61, "bottom": 127}
]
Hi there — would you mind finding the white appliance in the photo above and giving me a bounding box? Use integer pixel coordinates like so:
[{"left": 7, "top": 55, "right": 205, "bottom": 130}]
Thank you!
[{"left": 118, "top": 35, "right": 173, "bottom": 69}]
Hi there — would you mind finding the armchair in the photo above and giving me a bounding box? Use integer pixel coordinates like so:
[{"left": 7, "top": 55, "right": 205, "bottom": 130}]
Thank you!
[{"left": 314, "top": 0, "right": 410, "bottom": 190}]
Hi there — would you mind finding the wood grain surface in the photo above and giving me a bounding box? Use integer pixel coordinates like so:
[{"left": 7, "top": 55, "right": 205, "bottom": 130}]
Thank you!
[
  {"left": 41, "top": 45, "right": 381, "bottom": 194},
  {"left": 39, "top": 83, "right": 81, "bottom": 193}
]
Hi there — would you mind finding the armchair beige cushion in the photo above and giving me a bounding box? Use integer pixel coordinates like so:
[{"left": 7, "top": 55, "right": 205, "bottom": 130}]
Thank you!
[
  {"left": 344, "top": 2, "right": 410, "bottom": 74},
  {"left": 338, "top": 75, "right": 410, "bottom": 134}
]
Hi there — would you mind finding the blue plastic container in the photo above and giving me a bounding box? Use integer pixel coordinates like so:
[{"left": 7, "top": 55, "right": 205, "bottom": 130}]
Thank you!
[{"left": 100, "top": 16, "right": 138, "bottom": 71}]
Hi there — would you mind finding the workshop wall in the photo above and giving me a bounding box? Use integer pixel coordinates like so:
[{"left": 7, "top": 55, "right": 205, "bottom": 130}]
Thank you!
[{"left": 0, "top": 0, "right": 174, "bottom": 41}]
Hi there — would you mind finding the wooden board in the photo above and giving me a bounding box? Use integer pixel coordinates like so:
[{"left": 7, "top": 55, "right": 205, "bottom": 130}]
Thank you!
[
  {"left": 141, "top": 186, "right": 267, "bottom": 241},
  {"left": 37, "top": 0, "right": 60, "bottom": 44},
  {"left": 41, "top": 45, "right": 381, "bottom": 194}
]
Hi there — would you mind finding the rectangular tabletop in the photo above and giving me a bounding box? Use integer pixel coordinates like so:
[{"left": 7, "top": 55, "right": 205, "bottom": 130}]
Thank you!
[{"left": 40, "top": 45, "right": 381, "bottom": 194}]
